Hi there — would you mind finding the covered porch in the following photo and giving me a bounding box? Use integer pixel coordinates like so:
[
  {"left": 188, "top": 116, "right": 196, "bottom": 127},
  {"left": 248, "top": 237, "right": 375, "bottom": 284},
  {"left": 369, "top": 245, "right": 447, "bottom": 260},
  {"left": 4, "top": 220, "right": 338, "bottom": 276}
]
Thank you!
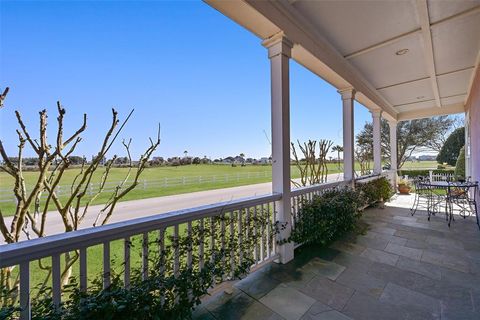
[
  {"left": 1, "top": 0, "right": 480, "bottom": 319},
  {"left": 194, "top": 196, "right": 480, "bottom": 320}
]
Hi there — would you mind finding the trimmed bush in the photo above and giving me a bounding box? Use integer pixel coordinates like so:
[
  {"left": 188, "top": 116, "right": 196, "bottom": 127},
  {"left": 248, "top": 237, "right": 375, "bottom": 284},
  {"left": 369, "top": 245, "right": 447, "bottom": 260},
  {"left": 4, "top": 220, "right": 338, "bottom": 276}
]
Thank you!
[
  {"left": 290, "top": 187, "right": 362, "bottom": 246},
  {"left": 356, "top": 177, "right": 393, "bottom": 205},
  {"left": 291, "top": 177, "right": 393, "bottom": 246}
]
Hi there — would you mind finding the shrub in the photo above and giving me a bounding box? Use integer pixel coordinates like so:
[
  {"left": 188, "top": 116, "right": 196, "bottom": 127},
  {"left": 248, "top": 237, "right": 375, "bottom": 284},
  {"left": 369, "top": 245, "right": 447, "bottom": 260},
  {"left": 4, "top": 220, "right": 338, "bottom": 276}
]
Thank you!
[
  {"left": 454, "top": 146, "right": 466, "bottom": 179},
  {"left": 290, "top": 177, "right": 393, "bottom": 246},
  {"left": 356, "top": 177, "right": 393, "bottom": 205},
  {"left": 290, "top": 187, "right": 362, "bottom": 246}
]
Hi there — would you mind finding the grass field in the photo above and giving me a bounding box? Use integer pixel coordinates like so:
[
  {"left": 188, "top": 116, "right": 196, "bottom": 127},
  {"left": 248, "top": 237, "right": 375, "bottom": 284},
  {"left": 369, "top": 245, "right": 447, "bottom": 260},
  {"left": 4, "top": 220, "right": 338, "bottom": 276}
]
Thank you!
[{"left": 0, "top": 164, "right": 342, "bottom": 216}]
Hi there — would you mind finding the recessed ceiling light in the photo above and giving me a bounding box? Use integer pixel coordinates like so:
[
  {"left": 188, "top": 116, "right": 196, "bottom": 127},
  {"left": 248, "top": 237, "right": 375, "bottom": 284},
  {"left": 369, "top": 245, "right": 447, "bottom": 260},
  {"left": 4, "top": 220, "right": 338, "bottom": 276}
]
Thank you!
[
  {"left": 395, "top": 49, "right": 409, "bottom": 56},
  {"left": 416, "top": 96, "right": 425, "bottom": 99}
]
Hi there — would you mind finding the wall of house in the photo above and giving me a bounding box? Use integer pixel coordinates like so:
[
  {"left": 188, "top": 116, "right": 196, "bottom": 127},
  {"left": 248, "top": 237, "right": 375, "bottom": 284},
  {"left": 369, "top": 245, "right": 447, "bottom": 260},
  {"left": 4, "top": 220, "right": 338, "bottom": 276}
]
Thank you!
[{"left": 465, "top": 67, "right": 480, "bottom": 186}]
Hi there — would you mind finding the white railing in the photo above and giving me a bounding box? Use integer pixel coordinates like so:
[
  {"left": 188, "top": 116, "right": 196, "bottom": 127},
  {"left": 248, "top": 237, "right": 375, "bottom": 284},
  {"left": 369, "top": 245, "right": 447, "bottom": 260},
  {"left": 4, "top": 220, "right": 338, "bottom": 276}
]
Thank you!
[
  {"left": 0, "top": 193, "right": 281, "bottom": 319},
  {"left": 0, "top": 176, "right": 379, "bottom": 319}
]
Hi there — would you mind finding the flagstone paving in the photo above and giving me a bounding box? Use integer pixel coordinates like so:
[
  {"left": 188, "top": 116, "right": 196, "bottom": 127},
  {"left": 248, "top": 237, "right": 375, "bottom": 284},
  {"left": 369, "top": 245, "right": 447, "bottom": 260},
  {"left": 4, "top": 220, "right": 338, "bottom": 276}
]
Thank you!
[{"left": 194, "top": 196, "right": 480, "bottom": 319}]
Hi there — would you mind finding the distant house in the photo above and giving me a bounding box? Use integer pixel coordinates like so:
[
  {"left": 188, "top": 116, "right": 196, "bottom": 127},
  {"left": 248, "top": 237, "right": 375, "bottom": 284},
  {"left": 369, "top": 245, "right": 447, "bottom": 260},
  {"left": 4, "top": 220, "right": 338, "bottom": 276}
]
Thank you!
[
  {"left": 234, "top": 156, "right": 245, "bottom": 164},
  {"left": 418, "top": 155, "right": 437, "bottom": 161},
  {"left": 223, "top": 156, "right": 235, "bottom": 164},
  {"left": 258, "top": 157, "right": 271, "bottom": 164}
]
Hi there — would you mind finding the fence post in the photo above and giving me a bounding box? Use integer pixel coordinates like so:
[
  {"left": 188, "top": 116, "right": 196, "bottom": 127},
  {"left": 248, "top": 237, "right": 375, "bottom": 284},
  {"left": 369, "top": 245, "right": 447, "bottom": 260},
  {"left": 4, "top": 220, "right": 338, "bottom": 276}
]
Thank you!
[
  {"left": 182, "top": 177, "right": 186, "bottom": 185},
  {"left": 143, "top": 179, "right": 147, "bottom": 190},
  {"left": 164, "top": 177, "right": 168, "bottom": 187},
  {"left": 429, "top": 170, "right": 433, "bottom": 181}
]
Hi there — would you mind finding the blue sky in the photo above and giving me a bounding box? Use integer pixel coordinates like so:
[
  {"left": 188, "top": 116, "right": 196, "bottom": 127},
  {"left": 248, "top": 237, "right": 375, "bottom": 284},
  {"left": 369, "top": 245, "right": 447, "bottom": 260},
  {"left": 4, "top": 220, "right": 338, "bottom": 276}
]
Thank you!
[{"left": 0, "top": 0, "right": 373, "bottom": 160}]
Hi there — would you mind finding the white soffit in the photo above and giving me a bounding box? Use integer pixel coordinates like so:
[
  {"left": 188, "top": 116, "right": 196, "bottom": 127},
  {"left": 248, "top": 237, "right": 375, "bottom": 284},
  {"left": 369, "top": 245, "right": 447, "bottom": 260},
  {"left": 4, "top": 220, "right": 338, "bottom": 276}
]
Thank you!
[
  {"left": 349, "top": 33, "right": 428, "bottom": 89},
  {"left": 289, "top": 0, "right": 480, "bottom": 118},
  {"left": 379, "top": 78, "right": 434, "bottom": 106},
  {"left": 395, "top": 99, "right": 437, "bottom": 113},
  {"left": 441, "top": 94, "right": 467, "bottom": 106},
  {"left": 437, "top": 68, "right": 472, "bottom": 97},
  {"left": 428, "top": 0, "right": 480, "bottom": 23},
  {"left": 206, "top": 0, "right": 480, "bottom": 120},
  {"left": 290, "top": 0, "right": 418, "bottom": 56},
  {"left": 432, "top": 10, "right": 480, "bottom": 75}
]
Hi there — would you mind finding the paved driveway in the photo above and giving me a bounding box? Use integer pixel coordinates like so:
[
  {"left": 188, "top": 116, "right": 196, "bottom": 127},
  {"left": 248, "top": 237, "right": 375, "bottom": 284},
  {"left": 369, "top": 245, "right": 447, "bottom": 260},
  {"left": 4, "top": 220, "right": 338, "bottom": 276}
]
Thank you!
[{"left": 3, "top": 173, "right": 343, "bottom": 240}]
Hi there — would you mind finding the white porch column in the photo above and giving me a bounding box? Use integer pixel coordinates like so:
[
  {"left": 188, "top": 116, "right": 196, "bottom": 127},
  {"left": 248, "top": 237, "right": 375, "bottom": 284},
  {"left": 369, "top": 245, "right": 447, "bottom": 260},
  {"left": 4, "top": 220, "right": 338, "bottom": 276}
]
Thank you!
[
  {"left": 339, "top": 88, "right": 356, "bottom": 183},
  {"left": 389, "top": 120, "right": 398, "bottom": 187},
  {"left": 372, "top": 111, "right": 382, "bottom": 174},
  {"left": 263, "top": 33, "right": 294, "bottom": 264}
]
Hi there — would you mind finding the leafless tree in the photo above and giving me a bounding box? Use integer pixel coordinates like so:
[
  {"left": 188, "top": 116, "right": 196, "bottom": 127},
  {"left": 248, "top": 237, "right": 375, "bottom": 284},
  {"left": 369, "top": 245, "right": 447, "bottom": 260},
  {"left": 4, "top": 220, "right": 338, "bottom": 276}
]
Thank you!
[
  {"left": 291, "top": 139, "right": 333, "bottom": 188},
  {"left": 0, "top": 88, "right": 160, "bottom": 303},
  {"left": 355, "top": 146, "right": 372, "bottom": 176}
]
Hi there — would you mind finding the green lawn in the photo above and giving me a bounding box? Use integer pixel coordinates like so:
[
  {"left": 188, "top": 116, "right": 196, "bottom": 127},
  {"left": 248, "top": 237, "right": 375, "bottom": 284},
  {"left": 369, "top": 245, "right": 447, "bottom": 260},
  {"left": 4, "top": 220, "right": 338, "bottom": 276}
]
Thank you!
[
  {"left": 399, "top": 160, "right": 441, "bottom": 170},
  {"left": 0, "top": 164, "right": 345, "bottom": 217}
]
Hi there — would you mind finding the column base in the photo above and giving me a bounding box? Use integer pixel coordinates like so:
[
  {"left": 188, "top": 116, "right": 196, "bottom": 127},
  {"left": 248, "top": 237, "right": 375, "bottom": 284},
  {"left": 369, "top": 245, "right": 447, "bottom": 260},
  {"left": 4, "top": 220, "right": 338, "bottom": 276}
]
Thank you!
[{"left": 275, "top": 242, "right": 294, "bottom": 264}]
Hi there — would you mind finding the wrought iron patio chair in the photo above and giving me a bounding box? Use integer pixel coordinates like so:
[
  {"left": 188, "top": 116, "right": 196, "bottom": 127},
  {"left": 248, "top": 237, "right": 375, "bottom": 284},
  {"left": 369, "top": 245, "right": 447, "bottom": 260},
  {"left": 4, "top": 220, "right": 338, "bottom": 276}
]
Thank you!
[
  {"left": 410, "top": 177, "right": 434, "bottom": 217},
  {"left": 446, "top": 181, "right": 479, "bottom": 228}
]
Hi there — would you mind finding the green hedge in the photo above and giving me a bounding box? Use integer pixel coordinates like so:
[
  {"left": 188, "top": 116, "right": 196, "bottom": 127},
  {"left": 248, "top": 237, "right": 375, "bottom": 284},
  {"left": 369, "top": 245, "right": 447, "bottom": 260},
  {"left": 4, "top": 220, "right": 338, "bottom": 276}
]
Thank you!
[
  {"left": 397, "top": 169, "right": 454, "bottom": 178},
  {"left": 356, "top": 177, "right": 393, "bottom": 205},
  {"left": 290, "top": 177, "right": 393, "bottom": 246},
  {"left": 290, "top": 187, "right": 362, "bottom": 246}
]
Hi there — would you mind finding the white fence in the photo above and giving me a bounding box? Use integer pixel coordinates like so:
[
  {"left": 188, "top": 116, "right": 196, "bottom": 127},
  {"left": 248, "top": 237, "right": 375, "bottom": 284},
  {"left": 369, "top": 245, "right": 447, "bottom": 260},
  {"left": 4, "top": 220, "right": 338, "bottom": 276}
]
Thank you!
[
  {"left": 402, "top": 170, "right": 454, "bottom": 182},
  {"left": 429, "top": 170, "right": 455, "bottom": 182},
  {"left": 0, "top": 171, "right": 272, "bottom": 203}
]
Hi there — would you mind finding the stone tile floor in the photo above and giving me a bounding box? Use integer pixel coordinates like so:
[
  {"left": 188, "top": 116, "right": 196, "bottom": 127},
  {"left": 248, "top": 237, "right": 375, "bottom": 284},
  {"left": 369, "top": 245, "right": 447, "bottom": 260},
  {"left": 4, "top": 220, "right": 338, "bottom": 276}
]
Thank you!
[{"left": 193, "top": 194, "right": 480, "bottom": 320}]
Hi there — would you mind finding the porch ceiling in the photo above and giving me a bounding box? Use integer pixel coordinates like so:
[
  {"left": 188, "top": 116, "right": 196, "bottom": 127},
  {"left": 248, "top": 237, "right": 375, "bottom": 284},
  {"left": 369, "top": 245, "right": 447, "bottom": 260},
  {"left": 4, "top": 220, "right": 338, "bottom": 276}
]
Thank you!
[{"left": 206, "top": 0, "right": 480, "bottom": 121}]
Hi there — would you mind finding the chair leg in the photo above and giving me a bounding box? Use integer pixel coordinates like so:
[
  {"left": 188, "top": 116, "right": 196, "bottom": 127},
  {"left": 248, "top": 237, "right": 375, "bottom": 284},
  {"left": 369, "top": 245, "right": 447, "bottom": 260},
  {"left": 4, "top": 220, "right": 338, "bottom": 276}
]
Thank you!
[
  {"left": 411, "top": 194, "right": 419, "bottom": 216},
  {"left": 448, "top": 200, "right": 454, "bottom": 227},
  {"left": 411, "top": 194, "right": 418, "bottom": 215},
  {"left": 473, "top": 200, "right": 479, "bottom": 230}
]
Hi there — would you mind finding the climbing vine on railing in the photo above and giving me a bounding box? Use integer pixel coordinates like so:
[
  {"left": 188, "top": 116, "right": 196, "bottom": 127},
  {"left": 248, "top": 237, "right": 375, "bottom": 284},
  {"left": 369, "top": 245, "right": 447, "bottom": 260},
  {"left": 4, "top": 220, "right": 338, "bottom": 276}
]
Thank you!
[{"left": 1, "top": 207, "right": 277, "bottom": 319}]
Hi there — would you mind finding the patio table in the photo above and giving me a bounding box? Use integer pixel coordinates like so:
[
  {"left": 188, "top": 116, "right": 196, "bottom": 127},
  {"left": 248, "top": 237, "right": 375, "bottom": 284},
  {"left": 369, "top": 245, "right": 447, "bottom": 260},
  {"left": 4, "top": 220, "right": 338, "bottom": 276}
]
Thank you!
[{"left": 418, "top": 180, "right": 479, "bottom": 228}]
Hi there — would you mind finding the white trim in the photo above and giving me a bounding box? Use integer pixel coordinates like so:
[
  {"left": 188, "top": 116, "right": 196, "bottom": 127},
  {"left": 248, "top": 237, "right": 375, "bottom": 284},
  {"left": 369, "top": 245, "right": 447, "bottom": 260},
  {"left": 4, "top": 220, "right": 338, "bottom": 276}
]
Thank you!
[
  {"left": 397, "top": 103, "right": 465, "bottom": 121},
  {"left": 415, "top": 0, "right": 441, "bottom": 108}
]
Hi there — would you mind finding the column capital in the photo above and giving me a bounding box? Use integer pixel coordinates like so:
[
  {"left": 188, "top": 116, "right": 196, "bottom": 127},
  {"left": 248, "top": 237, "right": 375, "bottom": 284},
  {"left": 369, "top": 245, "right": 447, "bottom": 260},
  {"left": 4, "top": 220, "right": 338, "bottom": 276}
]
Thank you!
[
  {"left": 370, "top": 110, "right": 382, "bottom": 118},
  {"left": 338, "top": 87, "right": 356, "bottom": 100},
  {"left": 262, "top": 32, "right": 293, "bottom": 59},
  {"left": 387, "top": 119, "right": 398, "bottom": 126}
]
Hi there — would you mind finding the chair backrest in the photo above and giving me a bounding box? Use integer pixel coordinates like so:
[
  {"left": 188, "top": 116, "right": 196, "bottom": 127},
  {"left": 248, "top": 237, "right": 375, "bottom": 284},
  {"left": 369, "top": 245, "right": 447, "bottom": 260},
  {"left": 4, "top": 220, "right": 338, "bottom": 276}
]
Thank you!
[{"left": 413, "top": 177, "right": 430, "bottom": 194}]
